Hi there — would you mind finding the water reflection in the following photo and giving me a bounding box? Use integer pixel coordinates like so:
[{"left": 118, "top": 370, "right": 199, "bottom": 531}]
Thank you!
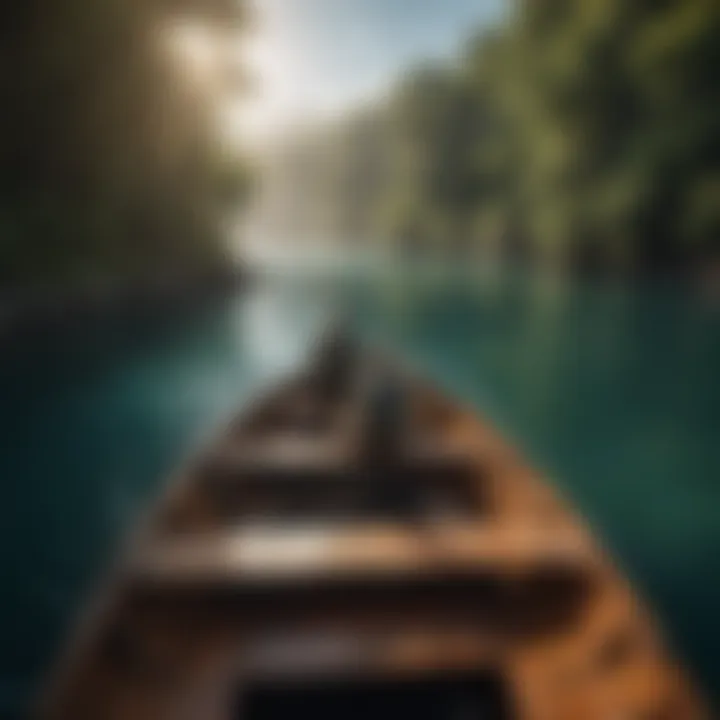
[{"left": 239, "top": 282, "right": 325, "bottom": 376}]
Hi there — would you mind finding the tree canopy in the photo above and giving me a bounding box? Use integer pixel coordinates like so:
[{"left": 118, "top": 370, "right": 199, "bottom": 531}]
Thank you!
[{"left": 262, "top": 0, "right": 720, "bottom": 276}]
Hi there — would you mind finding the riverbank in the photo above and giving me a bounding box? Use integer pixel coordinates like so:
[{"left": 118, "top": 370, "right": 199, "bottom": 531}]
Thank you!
[{"left": 0, "top": 266, "right": 249, "bottom": 346}]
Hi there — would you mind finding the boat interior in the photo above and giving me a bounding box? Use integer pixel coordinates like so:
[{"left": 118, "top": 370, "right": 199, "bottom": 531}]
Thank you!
[{"left": 241, "top": 671, "right": 512, "bottom": 720}]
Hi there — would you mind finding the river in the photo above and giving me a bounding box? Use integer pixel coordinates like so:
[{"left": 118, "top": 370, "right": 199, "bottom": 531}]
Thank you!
[{"left": 1, "top": 266, "right": 718, "bottom": 716}]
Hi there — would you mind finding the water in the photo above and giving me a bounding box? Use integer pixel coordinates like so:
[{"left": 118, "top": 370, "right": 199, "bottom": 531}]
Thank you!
[{"left": 1, "top": 268, "right": 718, "bottom": 715}]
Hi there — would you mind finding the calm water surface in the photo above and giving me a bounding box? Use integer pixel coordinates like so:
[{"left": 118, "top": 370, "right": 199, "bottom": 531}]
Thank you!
[{"left": 1, "top": 268, "right": 718, "bottom": 715}]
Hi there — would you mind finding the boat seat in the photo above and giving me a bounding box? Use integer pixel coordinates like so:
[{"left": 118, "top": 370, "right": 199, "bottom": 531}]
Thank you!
[
  {"left": 130, "top": 522, "right": 594, "bottom": 591},
  {"left": 202, "top": 434, "right": 475, "bottom": 485},
  {"left": 128, "top": 523, "right": 596, "bottom": 639},
  {"left": 241, "top": 626, "right": 502, "bottom": 679},
  {"left": 197, "top": 437, "right": 483, "bottom": 522}
]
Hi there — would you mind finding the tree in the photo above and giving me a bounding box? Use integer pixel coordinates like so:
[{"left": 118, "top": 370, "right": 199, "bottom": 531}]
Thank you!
[{"left": 0, "top": 0, "right": 249, "bottom": 287}]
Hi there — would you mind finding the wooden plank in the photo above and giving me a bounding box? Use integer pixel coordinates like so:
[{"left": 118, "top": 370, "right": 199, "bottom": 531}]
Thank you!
[
  {"left": 205, "top": 434, "right": 354, "bottom": 476},
  {"left": 130, "top": 521, "right": 595, "bottom": 590}
]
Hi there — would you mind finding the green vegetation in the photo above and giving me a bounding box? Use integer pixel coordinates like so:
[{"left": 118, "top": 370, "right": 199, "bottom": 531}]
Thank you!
[
  {"left": 268, "top": 0, "right": 720, "bottom": 276},
  {"left": 0, "top": 0, "right": 248, "bottom": 290}
]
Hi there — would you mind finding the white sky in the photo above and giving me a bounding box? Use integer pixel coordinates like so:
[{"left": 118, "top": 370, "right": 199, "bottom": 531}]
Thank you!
[{"left": 225, "top": 0, "right": 504, "bottom": 146}]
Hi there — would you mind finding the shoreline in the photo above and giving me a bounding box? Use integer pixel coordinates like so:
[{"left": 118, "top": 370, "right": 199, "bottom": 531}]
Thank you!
[{"left": 0, "top": 266, "right": 249, "bottom": 346}]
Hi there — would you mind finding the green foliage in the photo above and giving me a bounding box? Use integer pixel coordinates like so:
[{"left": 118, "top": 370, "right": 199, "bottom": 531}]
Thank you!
[{"left": 267, "top": 0, "right": 720, "bottom": 276}]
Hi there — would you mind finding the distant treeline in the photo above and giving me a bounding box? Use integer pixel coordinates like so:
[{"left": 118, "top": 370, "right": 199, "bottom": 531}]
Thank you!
[
  {"left": 0, "top": 0, "right": 248, "bottom": 290},
  {"left": 266, "top": 0, "right": 720, "bottom": 276}
]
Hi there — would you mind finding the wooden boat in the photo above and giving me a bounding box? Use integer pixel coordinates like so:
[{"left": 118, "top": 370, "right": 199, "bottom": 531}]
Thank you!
[{"left": 42, "top": 332, "right": 706, "bottom": 719}]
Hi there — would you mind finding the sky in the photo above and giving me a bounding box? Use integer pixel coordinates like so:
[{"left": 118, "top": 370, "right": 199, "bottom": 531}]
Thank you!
[{"left": 232, "top": 0, "right": 504, "bottom": 144}]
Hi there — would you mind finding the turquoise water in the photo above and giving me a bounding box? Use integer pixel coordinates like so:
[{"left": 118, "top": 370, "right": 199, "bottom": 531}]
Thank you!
[{"left": 1, "top": 269, "right": 718, "bottom": 715}]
